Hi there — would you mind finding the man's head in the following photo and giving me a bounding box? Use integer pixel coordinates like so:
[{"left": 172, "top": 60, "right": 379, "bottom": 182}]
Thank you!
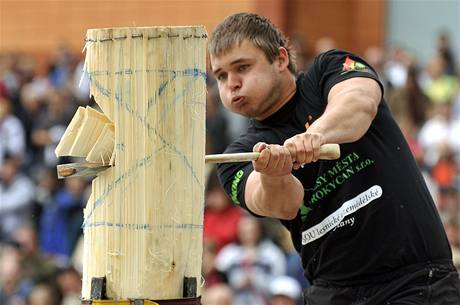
[
  {"left": 209, "top": 13, "right": 296, "bottom": 75},
  {"left": 209, "top": 13, "right": 297, "bottom": 120}
]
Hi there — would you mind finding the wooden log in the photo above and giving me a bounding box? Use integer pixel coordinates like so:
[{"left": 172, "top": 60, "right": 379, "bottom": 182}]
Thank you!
[{"left": 56, "top": 26, "right": 207, "bottom": 301}]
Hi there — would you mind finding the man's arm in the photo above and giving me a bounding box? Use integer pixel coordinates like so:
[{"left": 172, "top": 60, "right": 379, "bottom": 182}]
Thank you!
[
  {"left": 284, "top": 77, "right": 381, "bottom": 167},
  {"left": 244, "top": 143, "right": 304, "bottom": 220},
  {"left": 310, "top": 77, "right": 381, "bottom": 144},
  {"left": 243, "top": 77, "right": 381, "bottom": 219}
]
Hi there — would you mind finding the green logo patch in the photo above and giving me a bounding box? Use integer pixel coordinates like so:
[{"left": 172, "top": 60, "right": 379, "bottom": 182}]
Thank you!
[{"left": 231, "top": 170, "right": 244, "bottom": 204}]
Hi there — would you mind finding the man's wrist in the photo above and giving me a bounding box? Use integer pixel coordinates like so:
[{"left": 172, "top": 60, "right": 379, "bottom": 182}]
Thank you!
[{"left": 259, "top": 172, "right": 293, "bottom": 186}]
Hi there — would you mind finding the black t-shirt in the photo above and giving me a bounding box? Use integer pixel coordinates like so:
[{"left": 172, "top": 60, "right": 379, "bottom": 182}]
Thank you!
[{"left": 217, "top": 49, "right": 452, "bottom": 286}]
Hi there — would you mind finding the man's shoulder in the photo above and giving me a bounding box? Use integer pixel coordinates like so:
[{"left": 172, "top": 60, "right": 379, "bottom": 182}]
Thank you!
[
  {"left": 296, "top": 50, "right": 351, "bottom": 84},
  {"left": 317, "top": 48, "right": 357, "bottom": 60}
]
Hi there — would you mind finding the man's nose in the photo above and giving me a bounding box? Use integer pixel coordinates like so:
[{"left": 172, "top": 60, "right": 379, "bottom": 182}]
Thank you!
[{"left": 228, "top": 73, "right": 242, "bottom": 91}]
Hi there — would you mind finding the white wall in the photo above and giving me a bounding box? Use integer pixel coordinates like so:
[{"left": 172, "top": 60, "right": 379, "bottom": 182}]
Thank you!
[{"left": 387, "top": 0, "right": 460, "bottom": 65}]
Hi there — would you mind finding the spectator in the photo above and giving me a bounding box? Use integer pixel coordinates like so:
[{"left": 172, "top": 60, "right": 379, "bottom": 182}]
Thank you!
[
  {"left": 0, "top": 155, "right": 35, "bottom": 241},
  {"left": 18, "top": 75, "right": 51, "bottom": 136},
  {"left": 398, "top": 116, "right": 439, "bottom": 200},
  {"left": 56, "top": 267, "right": 81, "bottom": 305},
  {"left": 387, "top": 63, "right": 430, "bottom": 128},
  {"left": 0, "top": 97, "right": 26, "bottom": 167},
  {"left": 432, "top": 146, "right": 457, "bottom": 190},
  {"left": 30, "top": 88, "right": 74, "bottom": 170},
  {"left": 0, "top": 244, "right": 32, "bottom": 305},
  {"left": 437, "top": 32, "right": 457, "bottom": 76},
  {"left": 418, "top": 103, "right": 456, "bottom": 167},
  {"left": 424, "top": 54, "right": 459, "bottom": 104},
  {"left": 216, "top": 215, "right": 286, "bottom": 305},
  {"left": 47, "top": 44, "right": 75, "bottom": 90},
  {"left": 438, "top": 187, "right": 460, "bottom": 220},
  {"left": 38, "top": 178, "right": 86, "bottom": 267},
  {"left": 13, "top": 225, "right": 57, "bottom": 286},
  {"left": 34, "top": 167, "right": 60, "bottom": 227},
  {"left": 0, "top": 54, "right": 21, "bottom": 99},
  {"left": 384, "top": 46, "right": 410, "bottom": 89},
  {"left": 268, "top": 276, "right": 302, "bottom": 305},
  {"left": 26, "top": 284, "right": 59, "bottom": 305},
  {"left": 202, "top": 283, "right": 235, "bottom": 305},
  {"left": 202, "top": 240, "right": 226, "bottom": 289},
  {"left": 204, "top": 170, "right": 243, "bottom": 252}
]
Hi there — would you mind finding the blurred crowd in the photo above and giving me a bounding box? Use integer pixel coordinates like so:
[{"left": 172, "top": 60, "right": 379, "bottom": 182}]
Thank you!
[{"left": 0, "top": 31, "right": 459, "bottom": 305}]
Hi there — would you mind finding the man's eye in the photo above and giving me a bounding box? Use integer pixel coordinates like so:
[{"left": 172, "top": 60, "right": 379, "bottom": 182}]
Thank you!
[
  {"left": 238, "top": 65, "right": 249, "bottom": 71},
  {"left": 217, "top": 74, "right": 227, "bottom": 81}
]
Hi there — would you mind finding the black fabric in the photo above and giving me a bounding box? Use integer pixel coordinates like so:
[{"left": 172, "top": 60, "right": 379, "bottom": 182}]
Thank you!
[
  {"left": 217, "top": 49, "right": 454, "bottom": 288},
  {"left": 304, "top": 260, "right": 460, "bottom": 305}
]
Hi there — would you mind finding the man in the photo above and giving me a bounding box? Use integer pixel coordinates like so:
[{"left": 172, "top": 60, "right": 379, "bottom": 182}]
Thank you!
[{"left": 209, "top": 12, "right": 460, "bottom": 305}]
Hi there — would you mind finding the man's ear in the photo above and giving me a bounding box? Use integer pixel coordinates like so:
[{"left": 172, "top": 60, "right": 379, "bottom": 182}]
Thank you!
[{"left": 277, "top": 47, "right": 290, "bottom": 71}]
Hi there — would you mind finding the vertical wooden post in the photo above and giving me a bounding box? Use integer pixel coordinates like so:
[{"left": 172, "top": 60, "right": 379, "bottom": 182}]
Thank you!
[{"left": 60, "top": 26, "right": 207, "bottom": 301}]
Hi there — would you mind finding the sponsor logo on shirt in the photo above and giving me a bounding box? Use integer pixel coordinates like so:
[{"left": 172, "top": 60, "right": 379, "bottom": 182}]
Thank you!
[
  {"left": 341, "top": 56, "right": 370, "bottom": 75},
  {"left": 301, "top": 185, "right": 382, "bottom": 245},
  {"left": 305, "top": 152, "right": 375, "bottom": 206},
  {"left": 332, "top": 216, "right": 355, "bottom": 231},
  {"left": 231, "top": 169, "right": 245, "bottom": 204},
  {"left": 305, "top": 114, "right": 313, "bottom": 129},
  {"left": 300, "top": 202, "right": 312, "bottom": 221}
]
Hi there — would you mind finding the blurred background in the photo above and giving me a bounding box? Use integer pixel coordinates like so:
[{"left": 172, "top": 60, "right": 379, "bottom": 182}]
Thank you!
[{"left": 0, "top": 1, "right": 459, "bottom": 305}]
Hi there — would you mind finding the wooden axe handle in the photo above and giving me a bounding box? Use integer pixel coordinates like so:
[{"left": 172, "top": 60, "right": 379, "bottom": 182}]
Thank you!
[
  {"left": 205, "top": 143, "right": 340, "bottom": 163},
  {"left": 57, "top": 144, "right": 340, "bottom": 178}
]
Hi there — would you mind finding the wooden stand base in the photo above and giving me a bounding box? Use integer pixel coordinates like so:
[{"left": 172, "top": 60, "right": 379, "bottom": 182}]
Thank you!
[
  {"left": 81, "top": 297, "right": 200, "bottom": 305},
  {"left": 81, "top": 277, "right": 200, "bottom": 305}
]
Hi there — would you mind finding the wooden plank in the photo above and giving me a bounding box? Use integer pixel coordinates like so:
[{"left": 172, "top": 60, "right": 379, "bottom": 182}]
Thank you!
[
  {"left": 86, "top": 123, "right": 115, "bottom": 164},
  {"left": 55, "top": 106, "right": 86, "bottom": 157}
]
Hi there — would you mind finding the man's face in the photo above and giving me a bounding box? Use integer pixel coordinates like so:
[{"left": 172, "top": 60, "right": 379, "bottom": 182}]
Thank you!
[{"left": 210, "top": 40, "right": 283, "bottom": 120}]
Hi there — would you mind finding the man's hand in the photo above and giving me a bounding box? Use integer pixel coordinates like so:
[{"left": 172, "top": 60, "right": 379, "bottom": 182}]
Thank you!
[
  {"left": 252, "top": 142, "right": 293, "bottom": 176},
  {"left": 246, "top": 142, "right": 303, "bottom": 219},
  {"left": 284, "top": 132, "right": 325, "bottom": 170}
]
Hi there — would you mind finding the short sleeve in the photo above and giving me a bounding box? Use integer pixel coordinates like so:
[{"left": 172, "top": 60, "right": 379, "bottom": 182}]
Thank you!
[
  {"left": 217, "top": 159, "right": 252, "bottom": 207},
  {"left": 216, "top": 136, "right": 255, "bottom": 212},
  {"left": 315, "top": 49, "right": 384, "bottom": 102}
]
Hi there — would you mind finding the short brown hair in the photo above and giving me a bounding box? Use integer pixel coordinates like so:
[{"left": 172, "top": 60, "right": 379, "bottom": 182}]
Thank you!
[{"left": 209, "top": 13, "right": 297, "bottom": 74}]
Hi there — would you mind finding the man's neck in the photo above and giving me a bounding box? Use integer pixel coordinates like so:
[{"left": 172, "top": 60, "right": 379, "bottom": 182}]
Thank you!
[{"left": 256, "top": 74, "right": 297, "bottom": 121}]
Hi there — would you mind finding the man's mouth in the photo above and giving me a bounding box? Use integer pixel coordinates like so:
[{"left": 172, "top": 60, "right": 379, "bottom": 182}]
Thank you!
[{"left": 232, "top": 96, "right": 245, "bottom": 106}]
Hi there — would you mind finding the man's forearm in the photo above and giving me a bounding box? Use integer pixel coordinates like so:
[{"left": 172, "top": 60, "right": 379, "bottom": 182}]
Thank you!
[{"left": 245, "top": 171, "right": 303, "bottom": 220}]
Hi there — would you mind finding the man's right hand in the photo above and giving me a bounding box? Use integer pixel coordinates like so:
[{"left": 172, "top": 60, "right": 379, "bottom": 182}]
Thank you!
[{"left": 252, "top": 142, "right": 293, "bottom": 177}]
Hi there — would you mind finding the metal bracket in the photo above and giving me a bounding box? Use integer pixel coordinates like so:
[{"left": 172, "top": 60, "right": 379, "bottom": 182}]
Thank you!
[
  {"left": 183, "top": 277, "right": 197, "bottom": 298},
  {"left": 90, "top": 277, "right": 107, "bottom": 300}
]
